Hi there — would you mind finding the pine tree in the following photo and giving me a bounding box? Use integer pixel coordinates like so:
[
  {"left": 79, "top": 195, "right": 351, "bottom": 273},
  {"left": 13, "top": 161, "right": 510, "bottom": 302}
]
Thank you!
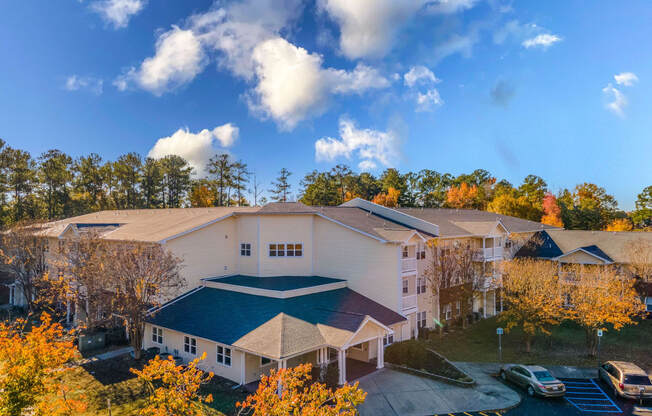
[
  {"left": 207, "top": 153, "right": 232, "bottom": 206},
  {"left": 269, "top": 168, "right": 292, "bottom": 202}
]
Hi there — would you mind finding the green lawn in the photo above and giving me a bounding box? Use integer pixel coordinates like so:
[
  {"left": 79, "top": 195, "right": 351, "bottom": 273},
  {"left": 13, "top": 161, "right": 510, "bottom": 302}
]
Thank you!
[
  {"left": 55, "top": 354, "right": 248, "bottom": 416},
  {"left": 429, "top": 316, "right": 652, "bottom": 370}
]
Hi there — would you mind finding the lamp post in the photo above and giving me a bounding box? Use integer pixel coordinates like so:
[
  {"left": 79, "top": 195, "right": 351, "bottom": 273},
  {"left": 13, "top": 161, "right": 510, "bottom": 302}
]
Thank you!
[{"left": 496, "top": 327, "right": 504, "bottom": 363}]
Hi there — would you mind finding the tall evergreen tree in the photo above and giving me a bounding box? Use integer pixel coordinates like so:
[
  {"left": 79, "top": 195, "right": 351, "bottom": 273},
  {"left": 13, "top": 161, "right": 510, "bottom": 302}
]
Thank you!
[
  {"left": 160, "top": 155, "right": 192, "bottom": 208},
  {"left": 73, "top": 153, "right": 105, "bottom": 213},
  {"left": 38, "top": 149, "right": 73, "bottom": 219},
  {"left": 269, "top": 168, "right": 292, "bottom": 202},
  {"left": 231, "top": 160, "right": 249, "bottom": 206},
  {"left": 141, "top": 157, "right": 164, "bottom": 209},
  {"left": 7, "top": 148, "right": 38, "bottom": 222},
  {"left": 207, "top": 153, "right": 233, "bottom": 206},
  {"left": 114, "top": 152, "right": 142, "bottom": 209}
]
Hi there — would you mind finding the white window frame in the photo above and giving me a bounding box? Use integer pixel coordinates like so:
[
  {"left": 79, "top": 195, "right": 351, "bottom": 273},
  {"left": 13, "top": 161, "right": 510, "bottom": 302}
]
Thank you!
[
  {"left": 216, "top": 344, "right": 231, "bottom": 367},
  {"left": 184, "top": 336, "right": 197, "bottom": 355},
  {"left": 285, "top": 243, "right": 303, "bottom": 257},
  {"left": 402, "top": 278, "right": 409, "bottom": 295},
  {"left": 402, "top": 246, "right": 409, "bottom": 258},
  {"left": 268, "top": 243, "right": 303, "bottom": 258},
  {"left": 240, "top": 243, "right": 251, "bottom": 257},
  {"left": 350, "top": 343, "right": 364, "bottom": 352},
  {"left": 417, "top": 311, "right": 427, "bottom": 328},
  {"left": 152, "top": 326, "right": 163, "bottom": 344},
  {"left": 417, "top": 278, "right": 426, "bottom": 294},
  {"left": 383, "top": 333, "right": 394, "bottom": 346},
  {"left": 261, "top": 356, "right": 273, "bottom": 366},
  {"left": 455, "top": 300, "right": 461, "bottom": 316},
  {"left": 444, "top": 303, "right": 452, "bottom": 320}
]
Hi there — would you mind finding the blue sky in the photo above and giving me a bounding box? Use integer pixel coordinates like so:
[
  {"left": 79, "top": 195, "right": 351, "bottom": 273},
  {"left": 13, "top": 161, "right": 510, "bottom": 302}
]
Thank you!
[{"left": 1, "top": 0, "right": 651, "bottom": 209}]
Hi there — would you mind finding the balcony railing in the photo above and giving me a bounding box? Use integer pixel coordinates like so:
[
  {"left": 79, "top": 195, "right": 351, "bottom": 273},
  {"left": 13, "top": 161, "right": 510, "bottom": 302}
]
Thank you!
[
  {"left": 474, "top": 247, "right": 504, "bottom": 261},
  {"left": 401, "top": 257, "right": 417, "bottom": 273},
  {"left": 402, "top": 294, "right": 417, "bottom": 311}
]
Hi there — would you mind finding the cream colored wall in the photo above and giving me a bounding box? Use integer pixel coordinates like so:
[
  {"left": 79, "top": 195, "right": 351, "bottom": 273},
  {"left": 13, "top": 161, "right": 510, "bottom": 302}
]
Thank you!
[
  {"left": 313, "top": 216, "right": 401, "bottom": 311},
  {"left": 164, "top": 218, "right": 237, "bottom": 292},
  {"left": 346, "top": 342, "right": 371, "bottom": 362},
  {"left": 559, "top": 250, "right": 606, "bottom": 265},
  {"left": 143, "top": 323, "right": 243, "bottom": 384},
  {"left": 258, "top": 215, "right": 313, "bottom": 276},
  {"left": 236, "top": 216, "right": 258, "bottom": 276}
]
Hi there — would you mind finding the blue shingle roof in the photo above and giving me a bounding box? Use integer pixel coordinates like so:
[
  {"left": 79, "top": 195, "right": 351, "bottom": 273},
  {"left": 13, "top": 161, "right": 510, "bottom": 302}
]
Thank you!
[
  {"left": 147, "top": 287, "right": 405, "bottom": 346},
  {"left": 204, "top": 275, "right": 345, "bottom": 291},
  {"left": 579, "top": 245, "right": 613, "bottom": 262},
  {"left": 514, "top": 230, "right": 563, "bottom": 259}
]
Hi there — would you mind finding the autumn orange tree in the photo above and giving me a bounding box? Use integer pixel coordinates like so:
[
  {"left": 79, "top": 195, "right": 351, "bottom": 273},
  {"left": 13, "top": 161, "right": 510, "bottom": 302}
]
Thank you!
[
  {"left": 237, "top": 364, "right": 366, "bottom": 416},
  {"left": 541, "top": 193, "right": 563, "bottom": 227},
  {"left": 563, "top": 264, "right": 644, "bottom": 356},
  {"left": 500, "top": 258, "right": 564, "bottom": 352},
  {"left": 0, "top": 313, "right": 86, "bottom": 416},
  {"left": 371, "top": 187, "right": 400, "bottom": 207},
  {"left": 131, "top": 352, "right": 214, "bottom": 416},
  {"left": 604, "top": 218, "right": 633, "bottom": 231},
  {"left": 445, "top": 183, "right": 479, "bottom": 209}
]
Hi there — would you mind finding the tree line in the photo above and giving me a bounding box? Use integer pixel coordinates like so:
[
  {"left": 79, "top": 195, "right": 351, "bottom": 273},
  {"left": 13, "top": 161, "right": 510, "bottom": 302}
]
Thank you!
[{"left": 1, "top": 138, "right": 650, "bottom": 231}]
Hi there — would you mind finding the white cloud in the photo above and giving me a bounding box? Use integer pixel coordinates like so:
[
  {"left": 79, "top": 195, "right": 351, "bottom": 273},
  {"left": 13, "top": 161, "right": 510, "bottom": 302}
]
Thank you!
[
  {"left": 249, "top": 37, "right": 389, "bottom": 130},
  {"left": 148, "top": 123, "right": 239, "bottom": 177},
  {"left": 213, "top": 123, "right": 239, "bottom": 147},
  {"left": 614, "top": 72, "right": 638, "bottom": 87},
  {"left": 91, "top": 0, "right": 146, "bottom": 29},
  {"left": 114, "top": 26, "right": 205, "bottom": 96},
  {"left": 522, "top": 33, "right": 562, "bottom": 49},
  {"left": 416, "top": 88, "right": 443, "bottom": 111},
  {"left": 404, "top": 66, "right": 439, "bottom": 87},
  {"left": 315, "top": 118, "right": 401, "bottom": 170},
  {"left": 64, "top": 75, "right": 103, "bottom": 95},
  {"left": 318, "top": 0, "right": 427, "bottom": 59},
  {"left": 602, "top": 83, "right": 627, "bottom": 118},
  {"left": 425, "top": 0, "right": 478, "bottom": 14}
]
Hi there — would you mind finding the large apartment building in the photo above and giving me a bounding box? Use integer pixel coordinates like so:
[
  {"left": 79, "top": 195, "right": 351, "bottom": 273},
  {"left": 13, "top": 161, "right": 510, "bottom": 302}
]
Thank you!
[{"left": 6, "top": 198, "right": 555, "bottom": 385}]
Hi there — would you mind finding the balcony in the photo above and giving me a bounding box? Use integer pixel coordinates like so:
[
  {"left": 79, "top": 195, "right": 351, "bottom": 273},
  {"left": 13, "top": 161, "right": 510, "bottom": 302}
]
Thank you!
[
  {"left": 476, "top": 274, "right": 500, "bottom": 291},
  {"left": 473, "top": 247, "right": 504, "bottom": 261},
  {"left": 401, "top": 294, "right": 417, "bottom": 311},
  {"left": 401, "top": 257, "right": 417, "bottom": 273}
]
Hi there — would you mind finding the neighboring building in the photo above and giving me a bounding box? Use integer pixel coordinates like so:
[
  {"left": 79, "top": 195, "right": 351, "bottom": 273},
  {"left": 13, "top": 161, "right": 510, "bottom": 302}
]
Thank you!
[
  {"left": 515, "top": 229, "right": 652, "bottom": 312},
  {"left": 9, "top": 199, "right": 554, "bottom": 385}
]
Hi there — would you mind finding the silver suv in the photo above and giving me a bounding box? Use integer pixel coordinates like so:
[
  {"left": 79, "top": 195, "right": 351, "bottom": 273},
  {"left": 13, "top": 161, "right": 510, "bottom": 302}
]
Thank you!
[{"left": 599, "top": 361, "right": 652, "bottom": 400}]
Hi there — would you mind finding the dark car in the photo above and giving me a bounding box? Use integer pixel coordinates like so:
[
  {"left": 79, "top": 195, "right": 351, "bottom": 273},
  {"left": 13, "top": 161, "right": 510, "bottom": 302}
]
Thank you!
[{"left": 500, "top": 364, "right": 566, "bottom": 397}]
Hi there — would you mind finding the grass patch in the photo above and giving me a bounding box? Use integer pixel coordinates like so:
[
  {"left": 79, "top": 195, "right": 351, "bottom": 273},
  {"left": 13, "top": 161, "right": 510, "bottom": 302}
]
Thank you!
[
  {"left": 430, "top": 316, "right": 652, "bottom": 370},
  {"left": 385, "top": 339, "right": 473, "bottom": 383},
  {"left": 54, "top": 354, "right": 248, "bottom": 416}
]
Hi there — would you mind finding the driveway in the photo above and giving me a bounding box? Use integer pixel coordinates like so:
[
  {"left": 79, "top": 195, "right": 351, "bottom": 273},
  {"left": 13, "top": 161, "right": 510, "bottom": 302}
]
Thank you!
[{"left": 356, "top": 363, "right": 520, "bottom": 416}]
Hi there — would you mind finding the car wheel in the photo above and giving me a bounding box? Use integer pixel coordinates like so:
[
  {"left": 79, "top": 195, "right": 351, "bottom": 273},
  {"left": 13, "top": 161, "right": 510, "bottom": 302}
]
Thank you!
[
  {"left": 500, "top": 370, "right": 506, "bottom": 381},
  {"left": 527, "top": 386, "right": 536, "bottom": 397}
]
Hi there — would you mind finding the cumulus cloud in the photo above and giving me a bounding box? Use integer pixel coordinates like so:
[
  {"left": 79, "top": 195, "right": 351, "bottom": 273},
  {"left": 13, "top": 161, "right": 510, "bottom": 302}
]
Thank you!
[
  {"left": 318, "top": 0, "right": 427, "bottom": 59},
  {"left": 114, "top": 26, "right": 205, "bottom": 96},
  {"left": 403, "top": 66, "right": 439, "bottom": 87},
  {"left": 64, "top": 75, "right": 103, "bottom": 95},
  {"left": 249, "top": 37, "right": 389, "bottom": 130},
  {"left": 315, "top": 118, "right": 402, "bottom": 170},
  {"left": 522, "top": 33, "right": 562, "bottom": 49},
  {"left": 91, "top": 0, "right": 146, "bottom": 29},
  {"left": 602, "top": 83, "right": 626, "bottom": 118},
  {"left": 416, "top": 88, "right": 443, "bottom": 111},
  {"left": 490, "top": 80, "right": 515, "bottom": 107},
  {"left": 148, "top": 123, "right": 239, "bottom": 177},
  {"left": 425, "top": 0, "right": 478, "bottom": 14},
  {"left": 614, "top": 72, "right": 638, "bottom": 86}
]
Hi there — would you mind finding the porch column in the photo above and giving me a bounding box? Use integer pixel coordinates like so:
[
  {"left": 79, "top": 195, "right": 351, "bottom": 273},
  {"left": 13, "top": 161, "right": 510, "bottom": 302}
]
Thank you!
[
  {"left": 277, "top": 359, "right": 287, "bottom": 397},
  {"left": 66, "top": 300, "right": 71, "bottom": 326},
  {"left": 483, "top": 291, "right": 487, "bottom": 318},
  {"left": 376, "top": 337, "right": 384, "bottom": 369},
  {"left": 239, "top": 352, "right": 246, "bottom": 386},
  {"left": 338, "top": 349, "right": 347, "bottom": 385},
  {"left": 493, "top": 290, "right": 497, "bottom": 316}
]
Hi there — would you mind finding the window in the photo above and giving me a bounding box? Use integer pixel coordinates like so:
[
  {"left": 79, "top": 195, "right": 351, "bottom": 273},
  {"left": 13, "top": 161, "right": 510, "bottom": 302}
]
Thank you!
[
  {"left": 261, "top": 356, "right": 272, "bottom": 366},
  {"left": 402, "top": 279, "right": 409, "bottom": 294},
  {"left": 351, "top": 343, "right": 364, "bottom": 351},
  {"left": 240, "top": 243, "right": 251, "bottom": 256},
  {"left": 402, "top": 246, "right": 409, "bottom": 258},
  {"left": 444, "top": 303, "right": 452, "bottom": 320},
  {"left": 152, "top": 326, "right": 163, "bottom": 344},
  {"left": 646, "top": 297, "right": 652, "bottom": 312},
  {"left": 383, "top": 333, "right": 394, "bottom": 346},
  {"left": 417, "top": 311, "right": 426, "bottom": 328},
  {"left": 416, "top": 244, "right": 426, "bottom": 260},
  {"left": 455, "top": 300, "right": 461, "bottom": 316},
  {"left": 184, "top": 336, "right": 197, "bottom": 355},
  {"left": 269, "top": 243, "right": 302, "bottom": 257},
  {"left": 217, "top": 345, "right": 231, "bottom": 366},
  {"left": 417, "top": 278, "right": 426, "bottom": 294}
]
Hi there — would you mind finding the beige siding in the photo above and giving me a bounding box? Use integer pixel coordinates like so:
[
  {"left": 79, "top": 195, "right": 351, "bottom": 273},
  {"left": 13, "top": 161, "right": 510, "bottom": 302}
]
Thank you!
[
  {"left": 236, "top": 216, "right": 258, "bottom": 276},
  {"left": 164, "top": 218, "right": 237, "bottom": 291},
  {"left": 313, "top": 216, "right": 401, "bottom": 310},
  {"left": 258, "top": 215, "right": 313, "bottom": 276},
  {"left": 558, "top": 250, "right": 607, "bottom": 265}
]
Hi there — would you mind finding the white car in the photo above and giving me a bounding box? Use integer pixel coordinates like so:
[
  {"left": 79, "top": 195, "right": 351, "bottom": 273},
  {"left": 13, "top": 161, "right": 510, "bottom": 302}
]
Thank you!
[{"left": 599, "top": 361, "right": 652, "bottom": 401}]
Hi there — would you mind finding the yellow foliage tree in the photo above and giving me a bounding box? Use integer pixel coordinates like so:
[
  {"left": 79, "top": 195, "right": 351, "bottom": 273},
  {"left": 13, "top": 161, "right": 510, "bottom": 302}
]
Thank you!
[
  {"left": 445, "top": 183, "right": 479, "bottom": 209},
  {"left": 190, "top": 184, "right": 215, "bottom": 207},
  {"left": 500, "top": 259, "right": 565, "bottom": 352},
  {"left": 131, "top": 353, "right": 214, "bottom": 416},
  {"left": 604, "top": 218, "right": 633, "bottom": 232},
  {"left": 237, "top": 364, "right": 366, "bottom": 416},
  {"left": 0, "top": 313, "right": 86, "bottom": 416},
  {"left": 563, "top": 264, "right": 644, "bottom": 356},
  {"left": 371, "top": 187, "right": 400, "bottom": 207}
]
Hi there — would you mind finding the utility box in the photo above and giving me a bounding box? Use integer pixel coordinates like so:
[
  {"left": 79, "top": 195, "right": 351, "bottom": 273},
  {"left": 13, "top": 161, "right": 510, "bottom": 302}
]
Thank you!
[{"left": 78, "top": 332, "right": 106, "bottom": 352}]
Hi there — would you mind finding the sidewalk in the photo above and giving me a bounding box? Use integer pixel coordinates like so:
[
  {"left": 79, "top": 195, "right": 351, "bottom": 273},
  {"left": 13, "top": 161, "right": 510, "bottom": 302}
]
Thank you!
[
  {"left": 455, "top": 361, "right": 598, "bottom": 379},
  {"left": 77, "top": 346, "right": 133, "bottom": 365},
  {"left": 356, "top": 363, "right": 520, "bottom": 416}
]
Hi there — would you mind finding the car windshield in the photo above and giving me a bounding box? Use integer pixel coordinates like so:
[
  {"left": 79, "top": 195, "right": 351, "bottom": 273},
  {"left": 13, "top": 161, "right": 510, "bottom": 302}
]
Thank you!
[
  {"left": 533, "top": 371, "right": 555, "bottom": 382},
  {"left": 624, "top": 375, "right": 652, "bottom": 385}
]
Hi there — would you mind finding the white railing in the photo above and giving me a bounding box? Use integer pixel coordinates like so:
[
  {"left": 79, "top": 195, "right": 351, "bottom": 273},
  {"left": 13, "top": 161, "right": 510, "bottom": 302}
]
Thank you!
[
  {"left": 401, "top": 258, "right": 417, "bottom": 273},
  {"left": 474, "top": 247, "right": 504, "bottom": 261},
  {"left": 402, "top": 294, "right": 417, "bottom": 310}
]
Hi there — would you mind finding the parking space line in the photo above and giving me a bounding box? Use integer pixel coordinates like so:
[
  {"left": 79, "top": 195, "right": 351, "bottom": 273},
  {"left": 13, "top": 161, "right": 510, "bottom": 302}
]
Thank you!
[{"left": 558, "top": 378, "right": 622, "bottom": 413}]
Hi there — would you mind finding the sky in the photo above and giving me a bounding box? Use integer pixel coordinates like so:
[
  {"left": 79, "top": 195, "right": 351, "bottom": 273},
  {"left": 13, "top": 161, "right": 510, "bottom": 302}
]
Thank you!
[{"left": 1, "top": 0, "right": 651, "bottom": 209}]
